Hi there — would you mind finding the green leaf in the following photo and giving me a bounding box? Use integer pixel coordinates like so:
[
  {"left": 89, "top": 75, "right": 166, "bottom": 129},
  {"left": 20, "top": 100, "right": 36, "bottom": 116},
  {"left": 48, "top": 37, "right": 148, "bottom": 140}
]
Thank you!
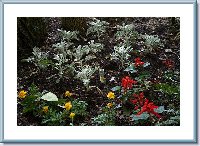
[
  {"left": 58, "top": 99, "right": 67, "bottom": 104},
  {"left": 28, "top": 83, "right": 40, "bottom": 96},
  {"left": 124, "top": 64, "right": 137, "bottom": 73},
  {"left": 143, "top": 62, "right": 150, "bottom": 67},
  {"left": 138, "top": 71, "right": 150, "bottom": 80},
  {"left": 23, "top": 105, "right": 35, "bottom": 113},
  {"left": 38, "top": 59, "right": 52, "bottom": 67},
  {"left": 130, "top": 112, "right": 150, "bottom": 121},
  {"left": 122, "top": 106, "right": 132, "bottom": 116},
  {"left": 41, "top": 92, "right": 58, "bottom": 101},
  {"left": 111, "top": 86, "right": 121, "bottom": 92},
  {"left": 154, "top": 106, "right": 165, "bottom": 113},
  {"left": 154, "top": 83, "right": 179, "bottom": 95}
]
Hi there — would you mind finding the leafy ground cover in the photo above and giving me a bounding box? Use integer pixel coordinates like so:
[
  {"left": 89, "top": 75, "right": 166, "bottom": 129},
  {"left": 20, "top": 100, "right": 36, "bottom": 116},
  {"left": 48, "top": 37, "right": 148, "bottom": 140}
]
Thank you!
[{"left": 17, "top": 17, "right": 180, "bottom": 126}]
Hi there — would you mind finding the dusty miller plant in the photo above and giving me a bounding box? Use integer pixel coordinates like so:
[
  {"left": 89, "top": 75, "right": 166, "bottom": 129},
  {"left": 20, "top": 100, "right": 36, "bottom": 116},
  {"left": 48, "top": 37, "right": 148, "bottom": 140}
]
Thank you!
[
  {"left": 87, "top": 40, "right": 104, "bottom": 53},
  {"left": 86, "top": 18, "right": 109, "bottom": 40},
  {"left": 52, "top": 53, "right": 75, "bottom": 82},
  {"left": 115, "top": 23, "right": 138, "bottom": 47},
  {"left": 50, "top": 30, "right": 80, "bottom": 81},
  {"left": 91, "top": 106, "right": 116, "bottom": 126},
  {"left": 75, "top": 65, "right": 98, "bottom": 89},
  {"left": 52, "top": 30, "right": 79, "bottom": 60},
  {"left": 73, "top": 40, "right": 104, "bottom": 66},
  {"left": 58, "top": 29, "right": 79, "bottom": 42},
  {"left": 91, "top": 113, "right": 110, "bottom": 126},
  {"left": 142, "top": 34, "right": 163, "bottom": 52},
  {"left": 110, "top": 45, "right": 133, "bottom": 69},
  {"left": 22, "top": 47, "right": 51, "bottom": 70}
]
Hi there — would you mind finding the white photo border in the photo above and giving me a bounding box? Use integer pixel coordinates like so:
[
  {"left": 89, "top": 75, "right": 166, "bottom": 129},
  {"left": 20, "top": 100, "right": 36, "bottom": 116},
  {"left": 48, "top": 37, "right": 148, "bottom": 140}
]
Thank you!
[{"left": 1, "top": 0, "right": 198, "bottom": 143}]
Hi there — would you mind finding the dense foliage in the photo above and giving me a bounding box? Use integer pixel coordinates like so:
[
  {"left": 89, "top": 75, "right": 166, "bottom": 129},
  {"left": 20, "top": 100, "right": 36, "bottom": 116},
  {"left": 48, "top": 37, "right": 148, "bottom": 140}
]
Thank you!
[{"left": 17, "top": 17, "right": 180, "bottom": 126}]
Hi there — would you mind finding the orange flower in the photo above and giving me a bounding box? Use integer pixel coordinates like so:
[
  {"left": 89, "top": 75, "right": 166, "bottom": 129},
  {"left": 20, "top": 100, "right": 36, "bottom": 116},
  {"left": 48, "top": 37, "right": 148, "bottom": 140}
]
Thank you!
[{"left": 18, "top": 90, "right": 27, "bottom": 99}]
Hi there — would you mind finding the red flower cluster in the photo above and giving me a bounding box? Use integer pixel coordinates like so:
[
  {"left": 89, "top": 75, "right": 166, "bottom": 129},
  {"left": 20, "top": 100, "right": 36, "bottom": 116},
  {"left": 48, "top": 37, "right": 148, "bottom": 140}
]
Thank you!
[
  {"left": 130, "top": 92, "right": 145, "bottom": 110},
  {"left": 134, "top": 57, "right": 144, "bottom": 67},
  {"left": 121, "top": 76, "right": 137, "bottom": 91},
  {"left": 162, "top": 59, "right": 174, "bottom": 69},
  {"left": 137, "top": 99, "right": 161, "bottom": 118},
  {"left": 130, "top": 92, "right": 161, "bottom": 118}
]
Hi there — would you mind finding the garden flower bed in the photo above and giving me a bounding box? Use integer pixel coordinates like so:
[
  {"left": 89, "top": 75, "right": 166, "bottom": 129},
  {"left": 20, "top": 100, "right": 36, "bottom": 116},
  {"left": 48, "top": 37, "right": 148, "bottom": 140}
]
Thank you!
[{"left": 17, "top": 17, "right": 180, "bottom": 126}]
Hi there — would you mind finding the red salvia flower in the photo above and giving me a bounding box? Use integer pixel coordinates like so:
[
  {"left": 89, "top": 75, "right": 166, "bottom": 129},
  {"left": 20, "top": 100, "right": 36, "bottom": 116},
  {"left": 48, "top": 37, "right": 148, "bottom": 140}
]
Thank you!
[
  {"left": 130, "top": 92, "right": 146, "bottom": 110},
  {"left": 162, "top": 59, "right": 174, "bottom": 69},
  {"left": 134, "top": 106, "right": 139, "bottom": 110},
  {"left": 137, "top": 99, "right": 161, "bottom": 118},
  {"left": 133, "top": 93, "right": 138, "bottom": 98},
  {"left": 139, "top": 92, "right": 144, "bottom": 99},
  {"left": 121, "top": 76, "right": 137, "bottom": 91},
  {"left": 130, "top": 99, "right": 138, "bottom": 104},
  {"left": 134, "top": 57, "right": 144, "bottom": 67},
  {"left": 130, "top": 92, "right": 145, "bottom": 105}
]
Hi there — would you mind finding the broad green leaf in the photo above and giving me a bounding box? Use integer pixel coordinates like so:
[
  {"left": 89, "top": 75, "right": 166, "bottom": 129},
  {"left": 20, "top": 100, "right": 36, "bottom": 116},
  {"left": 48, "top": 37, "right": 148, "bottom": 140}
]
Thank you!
[
  {"left": 138, "top": 71, "right": 150, "bottom": 80},
  {"left": 124, "top": 64, "right": 137, "bottom": 73},
  {"left": 41, "top": 92, "right": 58, "bottom": 101},
  {"left": 58, "top": 99, "right": 67, "bottom": 104},
  {"left": 154, "top": 106, "right": 165, "bottom": 113},
  {"left": 130, "top": 112, "right": 149, "bottom": 121},
  {"left": 111, "top": 86, "right": 121, "bottom": 91}
]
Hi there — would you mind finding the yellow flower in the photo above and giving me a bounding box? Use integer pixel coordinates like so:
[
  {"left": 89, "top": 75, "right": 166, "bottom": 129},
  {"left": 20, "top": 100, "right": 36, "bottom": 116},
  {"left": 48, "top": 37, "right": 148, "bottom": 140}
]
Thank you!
[
  {"left": 69, "top": 112, "right": 75, "bottom": 119},
  {"left": 42, "top": 106, "right": 49, "bottom": 113},
  {"left": 65, "top": 101, "right": 72, "bottom": 111},
  {"left": 107, "top": 103, "right": 113, "bottom": 108},
  {"left": 18, "top": 90, "right": 27, "bottom": 99},
  {"left": 65, "top": 91, "right": 72, "bottom": 97},
  {"left": 107, "top": 91, "right": 115, "bottom": 99}
]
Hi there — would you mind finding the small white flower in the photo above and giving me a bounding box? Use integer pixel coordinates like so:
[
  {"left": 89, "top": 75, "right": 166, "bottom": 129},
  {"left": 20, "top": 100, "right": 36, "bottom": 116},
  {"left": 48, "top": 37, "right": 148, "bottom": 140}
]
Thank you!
[{"left": 109, "top": 77, "right": 116, "bottom": 82}]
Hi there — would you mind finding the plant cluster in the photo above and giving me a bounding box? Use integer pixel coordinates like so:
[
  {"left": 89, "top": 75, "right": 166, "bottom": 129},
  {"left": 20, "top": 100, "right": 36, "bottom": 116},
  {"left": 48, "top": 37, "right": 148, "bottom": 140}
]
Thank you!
[
  {"left": 18, "top": 84, "right": 87, "bottom": 126},
  {"left": 18, "top": 17, "right": 180, "bottom": 126}
]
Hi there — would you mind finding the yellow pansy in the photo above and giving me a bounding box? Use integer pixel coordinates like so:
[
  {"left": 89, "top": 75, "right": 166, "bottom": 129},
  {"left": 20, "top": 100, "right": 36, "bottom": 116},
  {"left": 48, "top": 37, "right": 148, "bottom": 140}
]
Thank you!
[
  {"left": 42, "top": 106, "right": 49, "bottom": 113},
  {"left": 65, "top": 101, "right": 72, "bottom": 111},
  {"left": 18, "top": 90, "right": 27, "bottom": 99},
  {"left": 107, "top": 91, "right": 115, "bottom": 99},
  {"left": 65, "top": 91, "right": 72, "bottom": 97},
  {"left": 69, "top": 112, "right": 75, "bottom": 119}
]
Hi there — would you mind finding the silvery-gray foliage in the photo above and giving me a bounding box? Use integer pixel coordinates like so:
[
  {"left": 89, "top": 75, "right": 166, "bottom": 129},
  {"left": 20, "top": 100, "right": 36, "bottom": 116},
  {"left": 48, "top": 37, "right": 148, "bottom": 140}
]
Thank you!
[
  {"left": 142, "top": 34, "right": 163, "bottom": 52},
  {"left": 110, "top": 45, "right": 133, "bottom": 68},
  {"left": 75, "top": 65, "right": 98, "bottom": 88},
  {"left": 58, "top": 29, "right": 79, "bottom": 42},
  {"left": 86, "top": 18, "right": 109, "bottom": 39},
  {"left": 91, "top": 113, "right": 109, "bottom": 126},
  {"left": 22, "top": 47, "right": 50, "bottom": 69},
  {"left": 115, "top": 23, "right": 138, "bottom": 46}
]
